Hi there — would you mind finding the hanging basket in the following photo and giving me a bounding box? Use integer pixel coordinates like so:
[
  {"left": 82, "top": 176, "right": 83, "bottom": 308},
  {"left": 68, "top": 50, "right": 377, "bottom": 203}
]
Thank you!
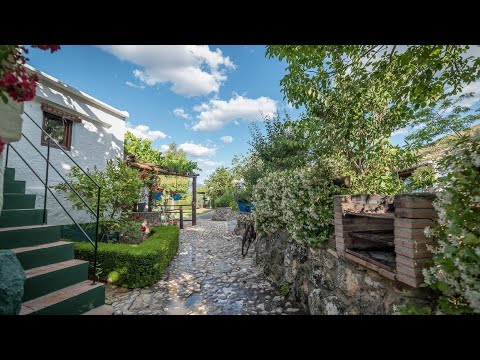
[
  {"left": 154, "top": 191, "right": 163, "bottom": 200},
  {"left": 173, "top": 193, "right": 181, "bottom": 201}
]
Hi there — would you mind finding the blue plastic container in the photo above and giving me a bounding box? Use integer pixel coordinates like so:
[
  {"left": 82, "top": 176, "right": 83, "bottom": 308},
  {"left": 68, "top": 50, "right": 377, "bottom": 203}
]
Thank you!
[
  {"left": 154, "top": 192, "right": 162, "bottom": 200},
  {"left": 238, "top": 201, "right": 254, "bottom": 213},
  {"left": 173, "top": 193, "right": 181, "bottom": 201}
]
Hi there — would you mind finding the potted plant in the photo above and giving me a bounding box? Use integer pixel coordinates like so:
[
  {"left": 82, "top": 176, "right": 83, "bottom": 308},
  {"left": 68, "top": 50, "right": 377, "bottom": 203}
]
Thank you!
[{"left": 233, "top": 187, "right": 254, "bottom": 213}]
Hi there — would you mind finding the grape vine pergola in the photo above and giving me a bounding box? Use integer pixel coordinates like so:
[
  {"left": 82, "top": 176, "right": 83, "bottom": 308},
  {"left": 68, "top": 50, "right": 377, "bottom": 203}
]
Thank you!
[{"left": 125, "top": 158, "right": 199, "bottom": 226}]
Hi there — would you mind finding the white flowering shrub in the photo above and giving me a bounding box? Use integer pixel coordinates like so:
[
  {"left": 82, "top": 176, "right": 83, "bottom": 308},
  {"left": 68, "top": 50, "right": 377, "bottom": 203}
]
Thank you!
[
  {"left": 253, "top": 171, "right": 286, "bottom": 236},
  {"left": 422, "top": 130, "right": 480, "bottom": 314},
  {"left": 253, "top": 165, "right": 341, "bottom": 247}
]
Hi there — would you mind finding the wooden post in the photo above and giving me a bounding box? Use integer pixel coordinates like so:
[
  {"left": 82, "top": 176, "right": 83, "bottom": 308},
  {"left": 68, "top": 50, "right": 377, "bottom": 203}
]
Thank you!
[
  {"left": 180, "top": 207, "right": 184, "bottom": 229},
  {"left": 192, "top": 176, "right": 197, "bottom": 226}
]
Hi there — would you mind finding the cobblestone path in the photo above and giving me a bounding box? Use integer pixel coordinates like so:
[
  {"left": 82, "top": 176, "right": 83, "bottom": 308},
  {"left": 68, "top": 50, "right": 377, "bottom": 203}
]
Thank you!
[{"left": 107, "top": 215, "right": 304, "bottom": 315}]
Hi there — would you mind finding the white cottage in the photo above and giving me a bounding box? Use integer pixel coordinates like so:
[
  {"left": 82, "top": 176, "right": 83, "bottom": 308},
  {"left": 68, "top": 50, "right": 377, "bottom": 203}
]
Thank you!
[{"left": 5, "top": 65, "right": 128, "bottom": 225}]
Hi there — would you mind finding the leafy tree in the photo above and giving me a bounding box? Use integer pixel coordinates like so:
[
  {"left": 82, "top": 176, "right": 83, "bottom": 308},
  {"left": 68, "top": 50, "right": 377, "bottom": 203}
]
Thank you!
[
  {"left": 56, "top": 158, "right": 143, "bottom": 241},
  {"left": 231, "top": 153, "right": 265, "bottom": 193},
  {"left": 124, "top": 131, "right": 163, "bottom": 164},
  {"left": 405, "top": 93, "right": 480, "bottom": 149},
  {"left": 204, "top": 167, "right": 234, "bottom": 201},
  {"left": 249, "top": 112, "right": 310, "bottom": 172},
  {"left": 162, "top": 142, "right": 199, "bottom": 175},
  {"left": 266, "top": 45, "right": 480, "bottom": 112},
  {"left": 264, "top": 45, "right": 480, "bottom": 193}
]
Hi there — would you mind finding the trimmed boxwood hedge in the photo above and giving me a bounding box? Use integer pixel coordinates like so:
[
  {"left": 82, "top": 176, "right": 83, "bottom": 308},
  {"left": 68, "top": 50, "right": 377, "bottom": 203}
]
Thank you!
[{"left": 74, "top": 225, "right": 179, "bottom": 288}]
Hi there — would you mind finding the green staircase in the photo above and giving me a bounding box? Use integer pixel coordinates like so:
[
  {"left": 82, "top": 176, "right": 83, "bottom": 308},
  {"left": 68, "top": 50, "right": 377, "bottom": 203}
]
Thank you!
[{"left": 1, "top": 167, "right": 112, "bottom": 315}]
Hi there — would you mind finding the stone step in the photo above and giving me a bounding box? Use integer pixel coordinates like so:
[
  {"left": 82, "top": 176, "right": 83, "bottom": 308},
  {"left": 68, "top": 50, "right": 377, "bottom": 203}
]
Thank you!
[
  {"left": 4, "top": 167, "right": 15, "bottom": 181},
  {"left": 0, "top": 224, "right": 61, "bottom": 249},
  {"left": 2, "top": 193, "right": 36, "bottom": 210},
  {"left": 0, "top": 209, "right": 46, "bottom": 228},
  {"left": 23, "top": 259, "right": 89, "bottom": 302},
  {"left": 20, "top": 280, "right": 105, "bottom": 315},
  {"left": 82, "top": 304, "right": 113, "bottom": 315},
  {"left": 12, "top": 241, "right": 74, "bottom": 270},
  {"left": 3, "top": 179, "right": 26, "bottom": 194}
]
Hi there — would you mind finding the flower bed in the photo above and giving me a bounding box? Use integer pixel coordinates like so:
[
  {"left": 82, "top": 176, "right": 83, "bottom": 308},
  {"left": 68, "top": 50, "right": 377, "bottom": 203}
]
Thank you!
[{"left": 73, "top": 225, "right": 179, "bottom": 288}]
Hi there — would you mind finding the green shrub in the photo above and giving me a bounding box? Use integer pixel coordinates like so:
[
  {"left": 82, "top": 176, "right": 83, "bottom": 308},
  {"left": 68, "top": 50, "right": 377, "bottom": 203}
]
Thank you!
[
  {"left": 74, "top": 225, "right": 179, "bottom": 288},
  {"left": 423, "top": 130, "right": 480, "bottom": 314},
  {"left": 230, "top": 199, "right": 239, "bottom": 211},
  {"left": 214, "top": 191, "right": 234, "bottom": 208},
  {"left": 394, "top": 301, "right": 432, "bottom": 315},
  {"left": 254, "top": 164, "right": 343, "bottom": 247},
  {"left": 406, "top": 165, "right": 436, "bottom": 192}
]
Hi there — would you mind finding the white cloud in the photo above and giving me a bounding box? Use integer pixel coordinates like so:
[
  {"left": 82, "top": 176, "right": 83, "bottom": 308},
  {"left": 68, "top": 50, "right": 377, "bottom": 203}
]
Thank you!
[
  {"left": 220, "top": 135, "right": 233, "bottom": 143},
  {"left": 391, "top": 128, "right": 409, "bottom": 137},
  {"left": 173, "top": 108, "right": 191, "bottom": 119},
  {"left": 192, "top": 95, "right": 277, "bottom": 131},
  {"left": 197, "top": 158, "right": 224, "bottom": 167},
  {"left": 126, "top": 122, "right": 167, "bottom": 141},
  {"left": 125, "top": 81, "right": 145, "bottom": 89},
  {"left": 457, "top": 81, "right": 480, "bottom": 108},
  {"left": 99, "top": 45, "right": 236, "bottom": 97},
  {"left": 159, "top": 144, "right": 170, "bottom": 152},
  {"left": 179, "top": 142, "right": 216, "bottom": 157}
]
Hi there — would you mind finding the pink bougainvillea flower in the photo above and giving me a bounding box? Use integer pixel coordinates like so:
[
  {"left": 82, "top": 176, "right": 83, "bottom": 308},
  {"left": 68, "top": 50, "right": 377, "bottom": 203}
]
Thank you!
[
  {"left": 31, "top": 45, "right": 61, "bottom": 53},
  {"left": 0, "top": 138, "right": 5, "bottom": 156},
  {"left": 0, "top": 45, "right": 60, "bottom": 103}
]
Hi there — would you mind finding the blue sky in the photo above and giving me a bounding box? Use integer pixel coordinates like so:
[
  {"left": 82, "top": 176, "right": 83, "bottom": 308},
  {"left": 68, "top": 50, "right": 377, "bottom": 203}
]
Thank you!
[{"left": 26, "top": 45, "right": 303, "bottom": 184}]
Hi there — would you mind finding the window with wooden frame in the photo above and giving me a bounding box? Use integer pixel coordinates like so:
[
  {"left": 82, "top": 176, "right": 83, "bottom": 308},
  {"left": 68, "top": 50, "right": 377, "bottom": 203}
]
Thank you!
[{"left": 40, "top": 103, "right": 81, "bottom": 151}]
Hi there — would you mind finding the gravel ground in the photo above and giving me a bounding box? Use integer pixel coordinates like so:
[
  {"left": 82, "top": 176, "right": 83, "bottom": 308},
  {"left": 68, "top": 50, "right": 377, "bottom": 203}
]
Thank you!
[{"left": 107, "top": 217, "right": 304, "bottom": 315}]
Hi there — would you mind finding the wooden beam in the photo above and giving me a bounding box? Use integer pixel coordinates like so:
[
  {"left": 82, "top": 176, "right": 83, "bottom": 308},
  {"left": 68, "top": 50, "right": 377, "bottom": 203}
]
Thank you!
[
  {"left": 125, "top": 161, "right": 199, "bottom": 178},
  {"left": 192, "top": 177, "right": 197, "bottom": 226}
]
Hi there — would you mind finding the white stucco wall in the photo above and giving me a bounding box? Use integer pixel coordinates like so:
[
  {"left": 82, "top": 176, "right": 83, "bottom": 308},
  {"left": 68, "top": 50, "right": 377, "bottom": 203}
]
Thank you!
[{"left": 3, "top": 71, "right": 127, "bottom": 226}]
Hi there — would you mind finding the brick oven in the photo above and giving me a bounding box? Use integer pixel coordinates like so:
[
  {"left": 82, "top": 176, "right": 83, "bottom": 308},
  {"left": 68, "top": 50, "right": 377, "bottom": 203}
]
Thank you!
[{"left": 334, "top": 193, "right": 437, "bottom": 287}]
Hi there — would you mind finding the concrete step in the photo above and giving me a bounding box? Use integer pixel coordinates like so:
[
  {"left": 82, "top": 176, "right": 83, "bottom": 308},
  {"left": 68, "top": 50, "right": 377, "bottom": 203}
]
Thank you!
[
  {"left": 4, "top": 167, "right": 15, "bottom": 181},
  {"left": 83, "top": 304, "right": 113, "bottom": 315},
  {"left": 12, "top": 241, "right": 74, "bottom": 270},
  {"left": 3, "top": 179, "right": 26, "bottom": 194},
  {"left": 23, "top": 259, "right": 89, "bottom": 302},
  {"left": 20, "top": 280, "right": 105, "bottom": 315},
  {"left": 2, "top": 193, "right": 36, "bottom": 210},
  {"left": 0, "top": 224, "right": 61, "bottom": 249},
  {"left": 0, "top": 209, "right": 46, "bottom": 228}
]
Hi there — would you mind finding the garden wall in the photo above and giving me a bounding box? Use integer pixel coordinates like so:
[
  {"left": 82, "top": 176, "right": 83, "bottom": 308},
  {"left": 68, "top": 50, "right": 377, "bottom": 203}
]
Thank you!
[{"left": 254, "top": 230, "right": 437, "bottom": 315}]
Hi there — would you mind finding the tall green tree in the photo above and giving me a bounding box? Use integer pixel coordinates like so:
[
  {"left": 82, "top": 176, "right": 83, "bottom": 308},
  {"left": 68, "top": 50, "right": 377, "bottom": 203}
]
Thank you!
[
  {"left": 162, "top": 142, "right": 199, "bottom": 175},
  {"left": 266, "top": 45, "right": 480, "bottom": 112},
  {"left": 265, "top": 45, "right": 480, "bottom": 193},
  {"left": 204, "top": 167, "right": 234, "bottom": 200},
  {"left": 124, "top": 131, "right": 162, "bottom": 164},
  {"left": 249, "top": 112, "right": 310, "bottom": 172}
]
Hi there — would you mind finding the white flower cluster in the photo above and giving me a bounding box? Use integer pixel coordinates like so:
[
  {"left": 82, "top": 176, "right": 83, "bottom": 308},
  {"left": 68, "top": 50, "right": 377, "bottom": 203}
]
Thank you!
[
  {"left": 422, "top": 129, "right": 480, "bottom": 314},
  {"left": 253, "top": 166, "right": 338, "bottom": 247}
]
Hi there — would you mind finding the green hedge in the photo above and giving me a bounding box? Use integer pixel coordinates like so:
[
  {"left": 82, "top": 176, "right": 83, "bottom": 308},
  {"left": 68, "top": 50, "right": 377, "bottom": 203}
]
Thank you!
[{"left": 74, "top": 225, "right": 179, "bottom": 288}]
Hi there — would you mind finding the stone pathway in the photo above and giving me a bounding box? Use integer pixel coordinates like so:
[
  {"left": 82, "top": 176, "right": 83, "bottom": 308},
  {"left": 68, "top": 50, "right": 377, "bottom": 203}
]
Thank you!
[{"left": 107, "top": 214, "right": 304, "bottom": 315}]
